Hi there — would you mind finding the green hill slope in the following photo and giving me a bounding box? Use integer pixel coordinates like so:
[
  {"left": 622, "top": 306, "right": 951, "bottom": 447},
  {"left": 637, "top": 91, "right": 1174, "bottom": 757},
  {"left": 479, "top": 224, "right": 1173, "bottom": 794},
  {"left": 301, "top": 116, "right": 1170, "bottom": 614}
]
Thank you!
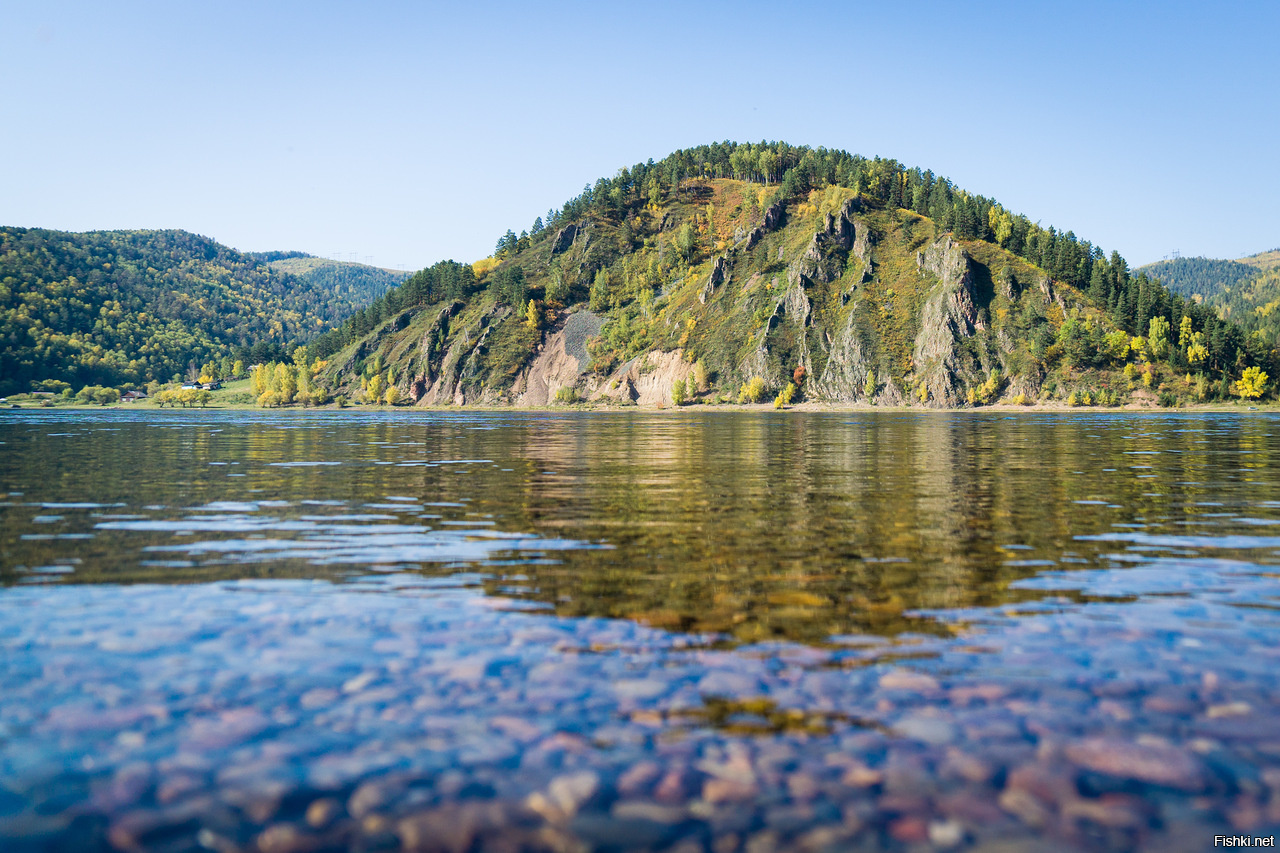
[
  {"left": 0, "top": 228, "right": 388, "bottom": 395},
  {"left": 249, "top": 253, "right": 408, "bottom": 307},
  {"left": 1137, "top": 257, "right": 1261, "bottom": 299},
  {"left": 1241, "top": 249, "right": 1280, "bottom": 272},
  {"left": 1140, "top": 249, "right": 1280, "bottom": 349},
  {"left": 307, "top": 142, "right": 1267, "bottom": 408}
]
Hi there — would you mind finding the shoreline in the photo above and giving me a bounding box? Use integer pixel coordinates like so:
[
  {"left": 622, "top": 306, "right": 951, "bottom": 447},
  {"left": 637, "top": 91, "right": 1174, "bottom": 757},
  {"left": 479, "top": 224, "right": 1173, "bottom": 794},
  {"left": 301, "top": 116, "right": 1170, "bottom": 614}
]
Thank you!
[{"left": 3, "top": 399, "right": 1275, "bottom": 414}]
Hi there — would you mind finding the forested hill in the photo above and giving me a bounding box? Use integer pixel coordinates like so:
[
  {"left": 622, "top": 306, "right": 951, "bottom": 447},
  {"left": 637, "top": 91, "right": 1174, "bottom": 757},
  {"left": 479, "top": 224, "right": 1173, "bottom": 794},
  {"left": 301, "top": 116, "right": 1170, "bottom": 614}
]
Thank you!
[
  {"left": 1141, "top": 250, "right": 1280, "bottom": 349},
  {"left": 1136, "top": 253, "right": 1274, "bottom": 300},
  {"left": 307, "top": 141, "right": 1271, "bottom": 410},
  {"left": 0, "top": 228, "right": 386, "bottom": 395},
  {"left": 1138, "top": 257, "right": 1263, "bottom": 299},
  {"left": 1242, "top": 249, "right": 1280, "bottom": 272},
  {"left": 252, "top": 255, "right": 407, "bottom": 308}
]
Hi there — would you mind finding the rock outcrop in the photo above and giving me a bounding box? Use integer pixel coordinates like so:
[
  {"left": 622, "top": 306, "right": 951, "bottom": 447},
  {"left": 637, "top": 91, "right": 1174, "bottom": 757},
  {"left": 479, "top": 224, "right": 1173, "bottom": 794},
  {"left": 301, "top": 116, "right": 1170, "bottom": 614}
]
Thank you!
[
  {"left": 595, "top": 350, "right": 695, "bottom": 407},
  {"left": 550, "top": 223, "right": 578, "bottom": 255},
  {"left": 413, "top": 307, "right": 507, "bottom": 406},
  {"left": 811, "top": 310, "right": 873, "bottom": 401},
  {"left": 699, "top": 255, "right": 729, "bottom": 304},
  {"left": 762, "top": 199, "right": 786, "bottom": 232},
  {"left": 743, "top": 198, "right": 789, "bottom": 250},
  {"left": 912, "top": 236, "right": 985, "bottom": 405},
  {"left": 791, "top": 198, "right": 861, "bottom": 286},
  {"left": 511, "top": 311, "right": 605, "bottom": 406},
  {"left": 406, "top": 302, "right": 460, "bottom": 399}
]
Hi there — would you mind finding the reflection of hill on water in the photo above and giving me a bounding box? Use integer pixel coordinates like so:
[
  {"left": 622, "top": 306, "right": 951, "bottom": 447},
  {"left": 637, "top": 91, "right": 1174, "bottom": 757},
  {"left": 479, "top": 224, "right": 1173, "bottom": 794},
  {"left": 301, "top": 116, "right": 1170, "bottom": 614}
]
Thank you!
[{"left": 2, "top": 410, "right": 1275, "bottom": 646}]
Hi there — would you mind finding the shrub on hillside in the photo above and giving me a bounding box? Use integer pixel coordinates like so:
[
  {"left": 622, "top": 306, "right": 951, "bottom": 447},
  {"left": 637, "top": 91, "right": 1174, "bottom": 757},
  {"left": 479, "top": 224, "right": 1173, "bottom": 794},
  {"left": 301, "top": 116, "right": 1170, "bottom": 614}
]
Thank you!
[
  {"left": 738, "top": 376, "right": 767, "bottom": 404},
  {"left": 773, "top": 382, "right": 796, "bottom": 409}
]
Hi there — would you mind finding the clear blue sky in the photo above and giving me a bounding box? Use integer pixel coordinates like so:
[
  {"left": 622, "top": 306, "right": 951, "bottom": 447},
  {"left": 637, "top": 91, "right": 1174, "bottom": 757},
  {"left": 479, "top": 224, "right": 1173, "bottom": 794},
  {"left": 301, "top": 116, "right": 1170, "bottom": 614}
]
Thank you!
[{"left": 2, "top": 0, "right": 1276, "bottom": 271}]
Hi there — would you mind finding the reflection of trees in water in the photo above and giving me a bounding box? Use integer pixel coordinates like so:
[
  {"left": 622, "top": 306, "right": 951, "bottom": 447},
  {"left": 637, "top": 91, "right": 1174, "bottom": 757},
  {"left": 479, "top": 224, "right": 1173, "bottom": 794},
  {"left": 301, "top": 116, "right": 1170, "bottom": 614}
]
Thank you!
[
  {"left": 486, "top": 414, "right": 1072, "bottom": 641},
  {"left": 492, "top": 413, "right": 1280, "bottom": 645},
  {"left": 7, "top": 412, "right": 1280, "bottom": 646}
]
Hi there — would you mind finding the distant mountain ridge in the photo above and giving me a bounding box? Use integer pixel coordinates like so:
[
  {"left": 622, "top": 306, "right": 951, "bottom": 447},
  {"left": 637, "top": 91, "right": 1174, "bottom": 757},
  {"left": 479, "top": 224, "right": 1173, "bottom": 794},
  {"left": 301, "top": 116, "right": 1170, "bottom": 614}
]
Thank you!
[{"left": 0, "top": 228, "right": 395, "bottom": 395}]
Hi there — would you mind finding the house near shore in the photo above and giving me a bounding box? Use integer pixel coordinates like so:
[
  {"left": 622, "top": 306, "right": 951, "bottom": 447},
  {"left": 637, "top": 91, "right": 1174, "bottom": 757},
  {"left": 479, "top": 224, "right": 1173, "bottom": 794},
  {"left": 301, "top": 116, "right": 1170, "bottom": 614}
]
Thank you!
[{"left": 121, "top": 390, "right": 147, "bottom": 403}]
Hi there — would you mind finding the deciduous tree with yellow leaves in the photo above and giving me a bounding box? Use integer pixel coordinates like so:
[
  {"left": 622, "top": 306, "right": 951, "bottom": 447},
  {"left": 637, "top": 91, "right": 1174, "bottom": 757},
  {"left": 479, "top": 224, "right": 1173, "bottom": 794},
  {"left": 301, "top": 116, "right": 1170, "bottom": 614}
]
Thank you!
[{"left": 1233, "top": 366, "right": 1268, "bottom": 399}]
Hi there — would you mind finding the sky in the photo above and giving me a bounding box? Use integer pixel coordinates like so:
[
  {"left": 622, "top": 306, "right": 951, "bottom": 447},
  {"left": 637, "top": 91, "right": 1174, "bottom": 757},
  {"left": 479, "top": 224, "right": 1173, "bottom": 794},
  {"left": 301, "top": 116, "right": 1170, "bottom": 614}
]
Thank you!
[{"left": 2, "top": 0, "right": 1277, "bottom": 271}]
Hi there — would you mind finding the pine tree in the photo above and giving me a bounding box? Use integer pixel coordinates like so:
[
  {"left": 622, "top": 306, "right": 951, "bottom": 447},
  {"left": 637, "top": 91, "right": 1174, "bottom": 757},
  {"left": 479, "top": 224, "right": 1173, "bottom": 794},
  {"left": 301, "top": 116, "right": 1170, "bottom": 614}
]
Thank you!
[{"left": 887, "top": 173, "right": 903, "bottom": 209}]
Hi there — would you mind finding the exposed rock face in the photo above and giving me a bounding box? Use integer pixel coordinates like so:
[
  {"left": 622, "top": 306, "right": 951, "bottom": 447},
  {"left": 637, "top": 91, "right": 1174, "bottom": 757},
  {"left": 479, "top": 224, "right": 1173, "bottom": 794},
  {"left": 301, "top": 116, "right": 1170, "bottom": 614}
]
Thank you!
[
  {"left": 762, "top": 199, "right": 786, "bottom": 232},
  {"left": 783, "top": 280, "right": 812, "bottom": 327},
  {"left": 737, "top": 340, "right": 777, "bottom": 389},
  {"left": 550, "top": 223, "right": 578, "bottom": 255},
  {"left": 824, "top": 199, "right": 859, "bottom": 248},
  {"left": 511, "top": 311, "right": 605, "bottom": 406},
  {"left": 596, "top": 350, "right": 695, "bottom": 407},
  {"left": 452, "top": 326, "right": 492, "bottom": 405},
  {"left": 791, "top": 198, "right": 861, "bottom": 286},
  {"left": 878, "top": 377, "right": 907, "bottom": 405},
  {"left": 803, "top": 206, "right": 880, "bottom": 403},
  {"left": 918, "top": 236, "right": 984, "bottom": 335},
  {"left": 1038, "top": 273, "right": 1067, "bottom": 313},
  {"left": 699, "top": 255, "right": 729, "bottom": 304},
  {"left": 812, "top": 310, "right": 872, "bottom": 401},
  {"left": 338, "top": 321, "right": 397, "bottom": 380},
  {"left": 734, "top": 197, "right": 880, "bottom": 401},
  {"left": 766, "top": 279, "right": 816, "bottom": 382},
  {"left": 415, "top": 307, "right": 505, "bottom": 406},
  {"left": 409, "top": 302, "right": 460, "bottom": 399},
  {"left": 912, "top": 236, "right": 984, "bottom": 405},
  {"left": 744, "top": 198, "right": 790, "bottom": 250},
  {"left": 851, "top": 212, "right": 872, "bottom": 265},
  {"left": 792, "top": 235, "right": 826, "bottom": 285},
  {"left": 561, "top": 310, "right": 605, "bottom": 368},
  {"left": 513, "top": 330, "right": 580, "bottom": 406}
]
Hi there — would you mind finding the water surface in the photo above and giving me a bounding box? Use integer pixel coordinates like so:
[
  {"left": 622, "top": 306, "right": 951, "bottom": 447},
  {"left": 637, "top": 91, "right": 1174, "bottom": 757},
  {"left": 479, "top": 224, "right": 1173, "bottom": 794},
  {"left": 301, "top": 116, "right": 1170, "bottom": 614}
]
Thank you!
[{"left": 1, "top": 409, "right": 1278, "bottom": 851}]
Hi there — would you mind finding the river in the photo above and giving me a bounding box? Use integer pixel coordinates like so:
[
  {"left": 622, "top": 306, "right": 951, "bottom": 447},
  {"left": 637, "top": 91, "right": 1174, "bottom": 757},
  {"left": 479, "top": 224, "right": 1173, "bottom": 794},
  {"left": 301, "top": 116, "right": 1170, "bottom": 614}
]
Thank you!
[{"left": 1, "top": 409, "right": 1278, "bottom": 851}]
